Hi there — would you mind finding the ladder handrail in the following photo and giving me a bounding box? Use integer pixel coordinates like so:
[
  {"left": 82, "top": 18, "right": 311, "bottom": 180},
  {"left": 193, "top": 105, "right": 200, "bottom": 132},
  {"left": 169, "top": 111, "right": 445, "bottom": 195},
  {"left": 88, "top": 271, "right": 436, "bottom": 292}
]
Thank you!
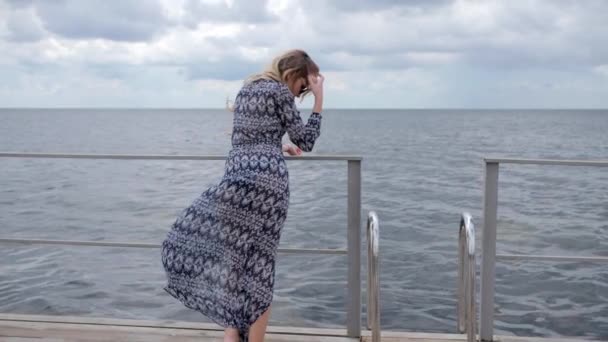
[
  {"left": 458, "top": 212, "right": 476, "bottom": 342},
  {"left": 366, "top": 211, "right": 381, "bottom": 342}
]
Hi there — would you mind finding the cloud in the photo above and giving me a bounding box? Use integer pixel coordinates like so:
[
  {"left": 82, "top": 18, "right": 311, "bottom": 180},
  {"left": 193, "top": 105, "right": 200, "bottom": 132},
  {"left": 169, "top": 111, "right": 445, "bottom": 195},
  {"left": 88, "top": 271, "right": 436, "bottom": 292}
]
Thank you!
[
  {"left": 183, "top": 0, "right": 277, "bottom": 28},
  {"left": 266, "top": 0, "right": 608, "bottom": 71},
  {"left": 595, "top": 65, "right": 608, "bottom": 77},
  {"left": 308, "top": 0, "right": 450, "bottom": 13},
  {"left": 10, "top": 0, "right": 173, "bottom": 42},
  {"left": 4, "top": 6, "right": 46, "bottom": 42},
  {"left": 87, "top": 63, "right": 137, "bottom": 80},
  {"left": 4, "top": 0, "right": 34, "bottom": 8},
  {"left": 183, "top": 55, "right": 261, "bottom": 80},
  {"left": 0, "top": 0, "right": 607, "bottom": 107}
]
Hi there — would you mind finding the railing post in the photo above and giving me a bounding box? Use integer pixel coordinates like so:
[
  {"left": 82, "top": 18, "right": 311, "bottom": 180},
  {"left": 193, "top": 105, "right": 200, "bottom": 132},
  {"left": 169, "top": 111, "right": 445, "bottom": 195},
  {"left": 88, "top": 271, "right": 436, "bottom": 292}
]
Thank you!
[
  {"left": 480, "top": 161, "right": 499, "bottom": 341},
  {"left": 347, "top": 159, "right": 362, "bottom": 337}
]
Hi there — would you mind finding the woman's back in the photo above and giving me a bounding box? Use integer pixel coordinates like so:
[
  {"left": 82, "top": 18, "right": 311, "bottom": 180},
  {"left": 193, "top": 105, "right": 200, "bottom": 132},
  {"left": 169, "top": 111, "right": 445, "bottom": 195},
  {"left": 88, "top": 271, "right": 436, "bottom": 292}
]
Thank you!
[
  {"left": 231, "top": 79, "right": 286, "bottom": 149},
  {"left": 232, "top": 78, "right": 321, "bottom": 154}
]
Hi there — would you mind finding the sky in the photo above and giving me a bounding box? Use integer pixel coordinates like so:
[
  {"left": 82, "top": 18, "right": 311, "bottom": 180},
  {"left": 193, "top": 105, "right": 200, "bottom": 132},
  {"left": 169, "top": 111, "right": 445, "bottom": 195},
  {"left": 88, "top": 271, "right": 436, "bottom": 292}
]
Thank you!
[{"left": 0, "top": 0, "right": 607, "bottom": 109}]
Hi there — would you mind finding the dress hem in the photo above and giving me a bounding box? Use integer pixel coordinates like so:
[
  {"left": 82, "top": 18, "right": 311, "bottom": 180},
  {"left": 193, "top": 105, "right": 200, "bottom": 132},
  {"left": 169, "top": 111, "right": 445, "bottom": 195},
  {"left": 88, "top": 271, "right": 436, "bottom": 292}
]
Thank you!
[{"left": 164, "top": 281, "right": 272, "bottom": 342}]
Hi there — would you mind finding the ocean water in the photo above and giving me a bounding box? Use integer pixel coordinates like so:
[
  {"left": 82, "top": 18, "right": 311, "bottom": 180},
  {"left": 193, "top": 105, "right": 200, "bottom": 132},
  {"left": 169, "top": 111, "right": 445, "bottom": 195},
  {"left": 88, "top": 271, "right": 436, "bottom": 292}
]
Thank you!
[{"left": 0, "top": 109, "right": 607, "bottom": 339}]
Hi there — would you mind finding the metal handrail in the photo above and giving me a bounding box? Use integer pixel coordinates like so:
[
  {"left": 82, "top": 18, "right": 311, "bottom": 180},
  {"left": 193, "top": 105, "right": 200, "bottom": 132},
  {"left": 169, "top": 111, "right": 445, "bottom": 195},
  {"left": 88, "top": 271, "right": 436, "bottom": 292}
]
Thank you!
[
  {"left": 480, "top": 158, "right": 608, "bottom": 342},
  {"left": 458, "top": 212, "right": 476, "bottom": 342},
  {"left": 366, "top": 211, "right": 380, "bottom": 342},
  {"left": 496, "top": 254, "right": 608, "bottom": 262},
  {"left": 0, "top": 152, "right": 362, "bottom": 161},
  {"left": 0, "top": 238, "right": 347, "bottom": 255},
  {"left": 483, "top": 158, "right": 608, "bottom": 166},
  {"left": 0, "top": 152, "right": 363, "bottom": 337}
]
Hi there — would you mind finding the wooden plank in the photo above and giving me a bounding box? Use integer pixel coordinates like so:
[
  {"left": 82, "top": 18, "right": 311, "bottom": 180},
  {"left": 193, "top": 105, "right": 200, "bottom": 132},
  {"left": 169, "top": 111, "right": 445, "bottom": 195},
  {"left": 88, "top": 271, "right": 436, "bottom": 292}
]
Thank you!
[
  {"left": 0, "top": 314, "right": 347, "bottom": 337},
  {"left": 0, "top": 314, "right": 594, "bottom": 342},
  {"left": 495, "top": 336, "right": 594, "bottom": 342},
  {"left": 0, "top": 320, "right": 356, "bottom": 342},
  {"left": 0, "top": 320, "right": 224, "bottom": 341},
  {"left": 360, "top": 333, "right": 593, "bottom": 342},
  {"left": 0, "top": 338, "right": 65, "bottom": 342},
  {"left": 361, "top": 331, "right": 468, "bottom": 340}
]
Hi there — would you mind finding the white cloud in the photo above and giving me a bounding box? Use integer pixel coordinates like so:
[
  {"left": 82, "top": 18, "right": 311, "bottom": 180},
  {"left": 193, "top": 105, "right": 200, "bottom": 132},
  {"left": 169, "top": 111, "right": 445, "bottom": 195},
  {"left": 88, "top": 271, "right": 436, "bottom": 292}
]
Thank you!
[{"left": 595, "top": 65, "right": 608, "bottom": 77}]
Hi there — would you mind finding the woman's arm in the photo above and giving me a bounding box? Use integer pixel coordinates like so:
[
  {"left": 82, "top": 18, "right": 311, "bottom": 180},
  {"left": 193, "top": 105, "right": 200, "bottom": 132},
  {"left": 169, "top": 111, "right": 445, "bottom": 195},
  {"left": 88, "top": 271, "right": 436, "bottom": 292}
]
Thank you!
[{"left": 277, "top": 75, "right": 324, "bottom": 152}]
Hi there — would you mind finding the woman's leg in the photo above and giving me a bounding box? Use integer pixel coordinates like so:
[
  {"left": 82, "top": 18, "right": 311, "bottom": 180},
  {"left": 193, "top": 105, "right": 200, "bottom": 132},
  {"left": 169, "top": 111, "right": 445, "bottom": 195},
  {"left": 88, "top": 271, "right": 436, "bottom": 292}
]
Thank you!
[
  {"left": 248, "top": 307, "right": 271, "bottom": 342},
  {"left": 224, "top": 327, "right": 240, "bottom": 342}
]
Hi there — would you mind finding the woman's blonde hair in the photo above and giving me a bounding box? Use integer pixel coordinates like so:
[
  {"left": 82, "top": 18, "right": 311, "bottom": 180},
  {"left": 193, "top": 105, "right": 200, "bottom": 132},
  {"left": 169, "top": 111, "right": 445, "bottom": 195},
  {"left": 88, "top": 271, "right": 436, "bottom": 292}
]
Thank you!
[
  {"left": 246, "top": 49, "right": 319, "bottom": 97},
  {"left": 226, "top": 50, "right": 319, "bottom": 111}
]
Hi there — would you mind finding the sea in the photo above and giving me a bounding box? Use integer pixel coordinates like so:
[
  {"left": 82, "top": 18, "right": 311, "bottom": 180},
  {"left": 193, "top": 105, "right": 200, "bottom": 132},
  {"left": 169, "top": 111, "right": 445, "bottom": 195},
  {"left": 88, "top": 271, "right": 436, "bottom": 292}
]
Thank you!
[{"left": 0, "top": 108, "right": 606, "bottom": 339}]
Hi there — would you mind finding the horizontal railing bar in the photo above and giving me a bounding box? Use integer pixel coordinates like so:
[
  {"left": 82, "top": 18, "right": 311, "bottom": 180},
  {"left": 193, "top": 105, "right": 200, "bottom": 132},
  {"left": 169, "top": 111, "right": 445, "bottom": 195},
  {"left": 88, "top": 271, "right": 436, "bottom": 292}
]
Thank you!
[
  {"left": 485, "top": 158, "right": 608, "bottom": 167},
  {"left": 497, "top": 253, "right": 608, "bottom": 262},
  {"left": 0, "top": 152, "right": 362, "bottom": 161},
  {"left": 0, "top": 238, "right": 347, "bottom": 255}
]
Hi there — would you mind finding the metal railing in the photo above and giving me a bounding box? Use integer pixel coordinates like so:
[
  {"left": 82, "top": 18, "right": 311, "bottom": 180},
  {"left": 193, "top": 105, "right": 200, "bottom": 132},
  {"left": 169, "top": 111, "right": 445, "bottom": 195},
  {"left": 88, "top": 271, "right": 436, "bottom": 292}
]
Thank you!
[
  {"left": 0, "top": 152, "right": 364, "bottom": 337},
  {"left": 366, "top": 211, "right": 380, "bottom": 342},
  {"left": 458, "top": 212, "right": 476, "bottom": 342},
  {"left": 480, "top": 158, "right": 608, "bottom": 342}
]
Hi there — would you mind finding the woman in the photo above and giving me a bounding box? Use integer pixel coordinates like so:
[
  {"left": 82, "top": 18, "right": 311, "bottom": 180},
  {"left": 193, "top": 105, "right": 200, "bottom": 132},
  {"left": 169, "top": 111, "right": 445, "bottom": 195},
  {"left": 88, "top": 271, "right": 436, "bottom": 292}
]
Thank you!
[{"left": 161, "top": 49, "right": 324, "bottom": 342}]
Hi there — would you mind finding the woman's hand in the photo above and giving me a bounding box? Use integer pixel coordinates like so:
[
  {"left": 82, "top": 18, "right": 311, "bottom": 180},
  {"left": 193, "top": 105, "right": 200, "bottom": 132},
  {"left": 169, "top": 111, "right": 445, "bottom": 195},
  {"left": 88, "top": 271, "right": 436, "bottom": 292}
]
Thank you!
[
  {"left": 308, "top": 74, "right": 324, "bottom": 113},
  {"left": 282, "top": 143, "right": 302, "bottom": 156},
  {"left": 308, "top": 74, "right": 324, "bottom": 98}
]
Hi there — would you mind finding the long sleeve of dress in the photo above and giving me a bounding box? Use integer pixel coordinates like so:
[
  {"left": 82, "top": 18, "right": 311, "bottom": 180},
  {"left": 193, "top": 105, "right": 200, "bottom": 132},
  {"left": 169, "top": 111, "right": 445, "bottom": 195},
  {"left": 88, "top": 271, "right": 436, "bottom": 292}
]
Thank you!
[{"left": 277, "top": 85, "right": 322, "bottom": 152}]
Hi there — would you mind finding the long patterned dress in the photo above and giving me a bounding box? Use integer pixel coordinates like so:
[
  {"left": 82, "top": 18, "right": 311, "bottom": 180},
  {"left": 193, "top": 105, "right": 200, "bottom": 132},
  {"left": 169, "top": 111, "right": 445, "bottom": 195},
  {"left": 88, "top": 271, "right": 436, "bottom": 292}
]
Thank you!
[{"left": 161, "top": 79, "right": 322, "bottom": 341}]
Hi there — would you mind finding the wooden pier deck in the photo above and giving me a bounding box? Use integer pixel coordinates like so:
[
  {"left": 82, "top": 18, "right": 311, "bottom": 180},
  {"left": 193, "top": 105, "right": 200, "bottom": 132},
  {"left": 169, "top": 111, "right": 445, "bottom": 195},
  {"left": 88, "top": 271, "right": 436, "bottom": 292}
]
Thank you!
[{"left": 0, "top": 314, "right": 593, "bottom": 342}]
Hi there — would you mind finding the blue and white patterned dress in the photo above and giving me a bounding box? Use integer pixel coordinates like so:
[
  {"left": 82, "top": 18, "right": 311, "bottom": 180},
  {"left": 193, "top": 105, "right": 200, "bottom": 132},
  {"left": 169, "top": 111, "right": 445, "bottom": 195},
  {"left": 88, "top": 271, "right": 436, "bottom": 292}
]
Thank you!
[{"left": 161, "top": 79, "right": 322, "bottom": 341}]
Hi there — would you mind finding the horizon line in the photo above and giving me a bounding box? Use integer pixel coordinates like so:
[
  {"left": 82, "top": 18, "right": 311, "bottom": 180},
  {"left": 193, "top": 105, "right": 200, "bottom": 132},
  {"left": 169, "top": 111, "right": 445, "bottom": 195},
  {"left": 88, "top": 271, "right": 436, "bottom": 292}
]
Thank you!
[{"left": 1, "top": 107, "right": 607, "bottom": 111}]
